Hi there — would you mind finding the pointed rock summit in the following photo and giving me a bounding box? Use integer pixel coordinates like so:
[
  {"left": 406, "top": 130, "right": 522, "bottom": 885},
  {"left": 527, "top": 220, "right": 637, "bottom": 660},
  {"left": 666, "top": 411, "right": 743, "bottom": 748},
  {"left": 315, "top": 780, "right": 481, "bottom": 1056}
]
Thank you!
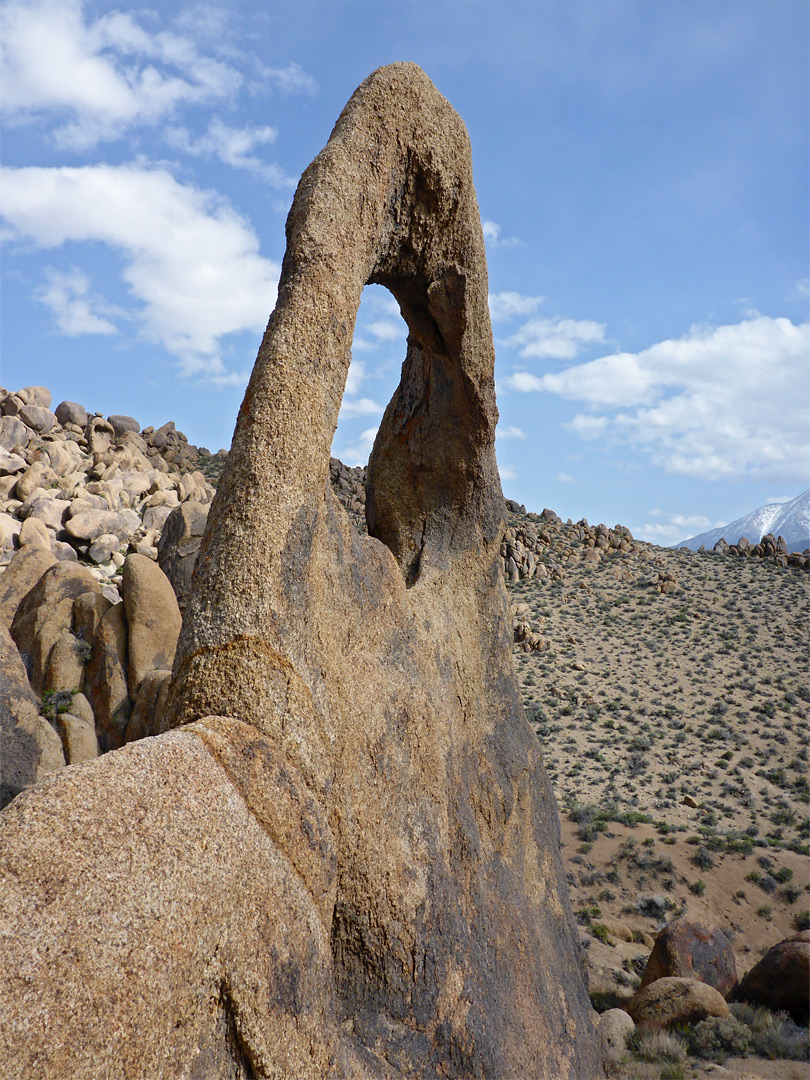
[{"left": 0, "top": 64, "right": 601, "bottom": 1079}]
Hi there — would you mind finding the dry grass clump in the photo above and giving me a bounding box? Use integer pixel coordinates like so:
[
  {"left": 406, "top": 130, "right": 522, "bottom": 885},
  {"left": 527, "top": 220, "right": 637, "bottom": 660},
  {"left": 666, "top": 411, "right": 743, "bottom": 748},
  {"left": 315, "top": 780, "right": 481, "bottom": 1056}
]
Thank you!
[{"left": 608, "top": 1029, "right": 689, "bottom": 1079}]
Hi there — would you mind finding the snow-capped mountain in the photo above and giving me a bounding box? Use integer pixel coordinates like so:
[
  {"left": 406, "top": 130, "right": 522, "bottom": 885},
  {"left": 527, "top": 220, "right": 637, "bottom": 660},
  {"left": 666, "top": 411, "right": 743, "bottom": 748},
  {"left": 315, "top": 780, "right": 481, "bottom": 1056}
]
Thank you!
[{"left": 678, "top": 489, "right": 810, "bottom": 552}]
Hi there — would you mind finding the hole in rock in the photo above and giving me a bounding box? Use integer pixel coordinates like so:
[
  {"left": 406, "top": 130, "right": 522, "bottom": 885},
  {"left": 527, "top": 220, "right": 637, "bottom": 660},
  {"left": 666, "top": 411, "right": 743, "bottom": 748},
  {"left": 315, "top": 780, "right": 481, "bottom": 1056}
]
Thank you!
[{"left": 330, "top": 283, "right": 407, "bottom": 474}]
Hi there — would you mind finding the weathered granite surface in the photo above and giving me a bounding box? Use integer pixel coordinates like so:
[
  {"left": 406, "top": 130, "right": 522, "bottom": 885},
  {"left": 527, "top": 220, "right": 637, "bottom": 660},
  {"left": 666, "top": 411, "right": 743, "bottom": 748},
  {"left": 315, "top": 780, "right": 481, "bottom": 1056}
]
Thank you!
[{"left": 0, "top": 64, "right": 601, "bottom": 1079}]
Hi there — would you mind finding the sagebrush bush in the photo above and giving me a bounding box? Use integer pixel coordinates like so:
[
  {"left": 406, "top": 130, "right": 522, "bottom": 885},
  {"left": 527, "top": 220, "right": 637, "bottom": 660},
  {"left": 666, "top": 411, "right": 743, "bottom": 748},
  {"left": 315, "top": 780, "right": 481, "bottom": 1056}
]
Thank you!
[
  {"left": 686, "top": 1016, "right": 752, "bottom": 1062},
  {"left": 730, "top": 1002, "right": 810, "bottom": 1062}
]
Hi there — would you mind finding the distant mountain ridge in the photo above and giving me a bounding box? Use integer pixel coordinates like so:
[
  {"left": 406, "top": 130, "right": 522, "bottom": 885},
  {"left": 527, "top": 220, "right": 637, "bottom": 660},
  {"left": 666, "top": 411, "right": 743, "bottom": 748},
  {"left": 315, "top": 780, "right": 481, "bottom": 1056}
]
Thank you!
[{"left": 678, "top": 489, "right": 810, "bottom": 552}]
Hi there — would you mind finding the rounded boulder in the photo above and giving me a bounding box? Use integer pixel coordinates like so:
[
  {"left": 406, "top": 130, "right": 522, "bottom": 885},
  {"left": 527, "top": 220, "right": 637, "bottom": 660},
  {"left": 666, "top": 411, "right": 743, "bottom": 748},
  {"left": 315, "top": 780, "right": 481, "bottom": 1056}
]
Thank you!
[
  {"left": 640, "top": 918, "right": 737, "bottom": 997},
  {"left": 735, "top": 936, "right": 809, "bottom": 1025},
  {"left": 625, "top": 977, "right": 730, "bottom": 1030}
]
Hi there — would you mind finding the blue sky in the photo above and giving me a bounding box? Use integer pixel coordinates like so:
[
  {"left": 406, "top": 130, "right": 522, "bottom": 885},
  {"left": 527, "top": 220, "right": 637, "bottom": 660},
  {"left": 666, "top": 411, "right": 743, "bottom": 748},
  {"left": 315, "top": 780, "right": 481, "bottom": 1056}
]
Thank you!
[{"left": 1, "top": 0, "right": 807, "bottom": 543}]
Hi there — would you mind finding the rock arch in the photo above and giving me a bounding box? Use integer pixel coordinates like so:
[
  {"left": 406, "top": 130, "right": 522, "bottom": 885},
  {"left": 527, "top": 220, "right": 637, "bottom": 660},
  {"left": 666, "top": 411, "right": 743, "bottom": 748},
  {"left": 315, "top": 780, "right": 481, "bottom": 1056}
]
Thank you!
[{"left": 0, "top": 65, "right": 603, "bottom": 1079}]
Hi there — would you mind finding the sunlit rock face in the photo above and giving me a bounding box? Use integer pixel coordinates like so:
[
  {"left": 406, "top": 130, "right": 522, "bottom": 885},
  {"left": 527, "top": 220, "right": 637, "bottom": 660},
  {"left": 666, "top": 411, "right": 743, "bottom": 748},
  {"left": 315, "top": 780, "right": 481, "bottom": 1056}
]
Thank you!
[{"left": 0, "top": 64, "right": 601, "bottom": 1080}]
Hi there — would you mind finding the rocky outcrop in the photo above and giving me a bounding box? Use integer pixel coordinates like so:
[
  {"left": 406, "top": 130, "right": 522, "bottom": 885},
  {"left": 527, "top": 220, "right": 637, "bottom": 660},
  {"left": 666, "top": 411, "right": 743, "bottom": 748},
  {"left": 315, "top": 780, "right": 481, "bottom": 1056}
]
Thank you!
[
  {"left": 711, "top": 532, "right": 809, "bottom": 571},
  {"left": 0, "top": 544, "right": 185, "bottom": 768},
  {"left": 0, "top": 381, "right": 217, "bottom": 590},
  {"left": 0, "top": 64, "right": 601, "bottom": 1080}
]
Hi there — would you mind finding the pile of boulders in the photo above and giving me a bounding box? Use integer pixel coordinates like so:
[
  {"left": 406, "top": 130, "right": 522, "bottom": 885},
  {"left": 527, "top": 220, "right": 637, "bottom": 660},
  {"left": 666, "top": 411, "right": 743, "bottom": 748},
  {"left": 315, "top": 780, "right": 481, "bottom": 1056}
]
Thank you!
[
  {"left": 0, "top": 385, "right": 217, "bottom": 599},
  {"left": 710, "top": 533, "right": 809, "bottom": 570},
  {"left": 500, "top": 505, "right": 641, "bottom": 583},
  {"left": 594, "top": 917, "right": 809, "bottom": 1063},
  {"left": 1, "top": 544, "right": 182, "bottom": 803},
  {"left": 0, "top": 385, "right": 220, "bottom": 805}
]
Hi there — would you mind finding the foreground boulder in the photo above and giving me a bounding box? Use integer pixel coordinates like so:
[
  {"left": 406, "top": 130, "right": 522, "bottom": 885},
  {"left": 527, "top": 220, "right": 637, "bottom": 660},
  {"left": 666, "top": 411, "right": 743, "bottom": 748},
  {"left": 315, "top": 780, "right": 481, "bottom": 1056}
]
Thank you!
[
  {"left": 0, "top": 64, "right": 601, "bottom": 1079},
  {"left": 640, "top": 917, "right": 737, "bottom": 997}
]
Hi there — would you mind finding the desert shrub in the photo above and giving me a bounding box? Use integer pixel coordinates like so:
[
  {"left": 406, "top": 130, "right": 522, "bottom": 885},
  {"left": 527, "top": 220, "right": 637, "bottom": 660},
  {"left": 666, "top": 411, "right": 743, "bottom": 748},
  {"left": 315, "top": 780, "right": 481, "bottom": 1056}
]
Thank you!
[
  {"left": 590, "top": 924, "right": 610, "bottom": 943},
  {"left": 730, "top": 1002, "right": 810, "bottom": 1061},
  {"left": 685, "top": 1015, "right": 753, "bottom": 1062},
  {"left": 628, "top": 1029, "right": 688, "bottom": 1064},
  {"left": 635, "top": 894, "right": 668, "bottom": 919},
  {"left": 689, "top": 879, "right": 706, "bottom": 896},
  {"left": 692, "top": 847, "right": 715, "bottom": 870},
  {"left": 40, "top": 688, "right": 76, "bottom": 724},
  {"left": 793, "top": 909, "right": 810, "bottom": 931},
  {"left": 575, "top": 905, "right": 601, "bottom": 926}
]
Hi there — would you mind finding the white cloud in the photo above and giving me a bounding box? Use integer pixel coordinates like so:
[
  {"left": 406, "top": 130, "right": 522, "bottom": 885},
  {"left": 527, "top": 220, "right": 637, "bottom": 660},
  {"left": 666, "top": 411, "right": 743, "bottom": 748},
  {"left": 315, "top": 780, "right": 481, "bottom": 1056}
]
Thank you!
[
  {"left": 567, "top": 414, "right": 608, "bottom": 439},
  {"left": 498, "top": 463, "right": 518, "bottom": 481},
  {"left": 503, "top": 372, "right": 544, "bottom": 393},
  {"left": 339, "top": 397, "right": 383, "bottom": 419},
  {"left": 556, "top": 472, "right": 577, "bottom": 483},
  {"left": 481, "top": 220, "right": 521, "bottom": 248},
  {"left": 166, "top": 119, "right": 294, "bottom": 186},
  {"left": 0, "top": 0, "right": 242, "bottom": 148},
  {"left": 505, "top": 316, "right": 606, "bottom": 360},
  {"left": 488, "top": 291, "right": 543, "bottom": 321},
  {"left": 793, "top": 278, "right": 810, "bottom": 299},
  {"left": 35, "top": 266, "right": 118, "bottom": 335},
  {"left": 261, "top": 61, "right": 317, "bottom": 95},
  {"left": 495, "top": 425, "right": 526, "bottom": 440},
  {"left": 634, "top": 512, "right": 714, "bottom": 544},
  {"left": 526, "top": 316, "right": 810, "bottom": 482},
  {"left": 350, "top": 337, "right": 376, "bottom": 353},
  {"left": 367, "top": 319, "right": 403, "bottom": 342},
  {"left": 337, "top": 426, "right": 378, "bottom": 467},
  {"left": 344, "top": 360, "right": 366, "bottom": 397},
  {"left": 0, "top": 163, "right": 279, "bottom": 376}
]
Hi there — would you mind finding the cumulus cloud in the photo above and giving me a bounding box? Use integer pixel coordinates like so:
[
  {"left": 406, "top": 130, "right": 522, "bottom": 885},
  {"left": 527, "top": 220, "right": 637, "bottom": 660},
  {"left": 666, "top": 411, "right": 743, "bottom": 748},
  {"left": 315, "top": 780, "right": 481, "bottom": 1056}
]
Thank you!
[
  {"left": 488, "top": 291, "right": 543, "bottom": 321},
  {"left": 260, "top": 61, "right": 317, "bottom": 95},
  {"left": 339, "top": 397, "right": 384, "bottom": 419},
  {"left": 495, "top": 425, "right": 526, "bottom": 440},
  {"left": 344, "top": 360, "right": 367, "bottom": 397},
  {"left": 505, "top": 316, "right": 607, "bottom": 360},
  {"left": 367, "top": 319, "right": 403, "bottom": 342},
  {"left": 503, "top": 372, "right": 544, "bottom": 393},
  {"left": 34, "top": 266, "right": 118, "bottom": 335},
  {"left": 481, "top": 220, "right": 520, "bottom": 248},
  {"left": 498, "top": 463, "right": 518, "bottom": 481},
  {"left": 507, "top": 315, "right": 810, "bottom": 483},
  {"left": 566, "top": 414, "right": 608, "bottom": 439},
  {"left": 0, "top": 0, "right": 243, "bottom": 148},
  {"left": 337, "top": 426, "right": 378, "bottom": 467},
  {"left": 0, "top": 163, "right": 279, "bottom": 376},
  {"left": 166, "top": 119, "right": 295, "bottom": 186},
  {"left": 634, "top": 512, "right": 716, "bottom": 544}
]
